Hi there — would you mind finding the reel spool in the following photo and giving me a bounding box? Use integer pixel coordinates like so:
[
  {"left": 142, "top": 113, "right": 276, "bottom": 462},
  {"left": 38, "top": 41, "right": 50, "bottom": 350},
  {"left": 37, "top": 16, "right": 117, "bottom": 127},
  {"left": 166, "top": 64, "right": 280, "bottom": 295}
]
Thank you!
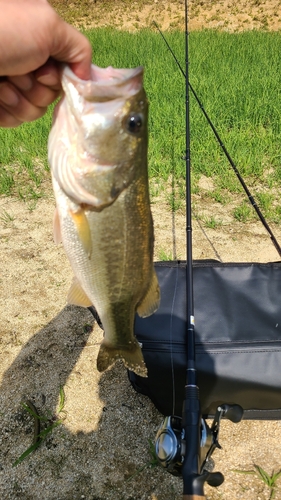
[{"left": 155, "top": 404, "right": 243, "bottom": 487}]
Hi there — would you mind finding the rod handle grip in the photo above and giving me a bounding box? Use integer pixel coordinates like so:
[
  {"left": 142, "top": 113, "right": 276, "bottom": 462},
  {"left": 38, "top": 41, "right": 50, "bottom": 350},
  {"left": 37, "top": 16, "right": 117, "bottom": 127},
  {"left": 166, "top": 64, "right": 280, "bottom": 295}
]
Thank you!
[{"left": 183, "top": 496, "right": 206, "bottom": 499}]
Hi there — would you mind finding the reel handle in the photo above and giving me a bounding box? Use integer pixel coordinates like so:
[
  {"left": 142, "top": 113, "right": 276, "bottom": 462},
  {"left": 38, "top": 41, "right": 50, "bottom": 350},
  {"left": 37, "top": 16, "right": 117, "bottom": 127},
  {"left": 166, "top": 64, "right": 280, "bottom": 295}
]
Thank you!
[
  {"left": 182, "top": 470, "right": 224, "bottom": 500},
  {"left": 219, "top": 403, "right": 243, "bottom": 423}
]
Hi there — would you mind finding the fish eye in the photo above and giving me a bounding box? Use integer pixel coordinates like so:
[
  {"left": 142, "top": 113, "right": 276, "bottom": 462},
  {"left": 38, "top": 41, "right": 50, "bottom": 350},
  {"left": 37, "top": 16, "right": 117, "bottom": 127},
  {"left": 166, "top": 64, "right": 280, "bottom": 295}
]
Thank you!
[{"left": 126, "top": 113, "right": 143, "bottom": 134}]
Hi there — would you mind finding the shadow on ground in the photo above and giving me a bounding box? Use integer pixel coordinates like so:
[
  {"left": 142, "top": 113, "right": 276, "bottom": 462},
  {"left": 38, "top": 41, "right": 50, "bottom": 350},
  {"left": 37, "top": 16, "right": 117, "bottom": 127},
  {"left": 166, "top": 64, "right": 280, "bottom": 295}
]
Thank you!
[{"left": 0, "top": 305, "right": 182, "bottom": 500}]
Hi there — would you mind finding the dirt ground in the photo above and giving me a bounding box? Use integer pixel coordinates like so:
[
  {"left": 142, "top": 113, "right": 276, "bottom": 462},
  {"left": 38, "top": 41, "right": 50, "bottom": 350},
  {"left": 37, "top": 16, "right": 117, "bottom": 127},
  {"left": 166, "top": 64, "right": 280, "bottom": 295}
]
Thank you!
[
  {"left": 51, "top": 0, "right": 281, "bottom": 32},
  {"left": 1, "top": 2, "right": 281, "bottom": 500},
  {"left": 1, "top": 186, "right": 281, "bottom": 500}
]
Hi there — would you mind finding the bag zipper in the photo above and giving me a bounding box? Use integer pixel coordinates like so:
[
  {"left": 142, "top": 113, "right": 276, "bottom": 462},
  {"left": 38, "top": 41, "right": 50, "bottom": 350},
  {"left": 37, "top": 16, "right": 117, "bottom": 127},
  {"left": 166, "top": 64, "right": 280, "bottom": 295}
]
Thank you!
[{"left": 139, "top": 339, "right": 281, "bottom": 353}]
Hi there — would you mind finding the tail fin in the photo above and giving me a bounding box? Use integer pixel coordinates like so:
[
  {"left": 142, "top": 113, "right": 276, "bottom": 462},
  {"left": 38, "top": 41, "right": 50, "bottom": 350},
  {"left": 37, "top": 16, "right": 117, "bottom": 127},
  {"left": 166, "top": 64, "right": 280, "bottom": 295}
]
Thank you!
[{"left": 97, "top": 340, "right": 147, "bottom": 377}]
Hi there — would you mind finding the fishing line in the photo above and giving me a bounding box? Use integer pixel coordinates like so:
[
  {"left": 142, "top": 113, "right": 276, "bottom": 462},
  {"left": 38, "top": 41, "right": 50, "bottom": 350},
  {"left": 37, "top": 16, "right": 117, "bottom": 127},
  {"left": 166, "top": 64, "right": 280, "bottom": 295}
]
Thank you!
[
  {"left": 180, "top": 1, "right": 202, "bottom": 495},
  {"left": 194, "top": 213, "right": 223, "bottom": 262},
  {"left": 153, "top": 7, "right": 245, "bottom": 494},
  {"left": 169, "top": 263, "right": 179, "bottom": 416},
  {"left": 184, "top": 0, "right": 195, "bottom": 372},
  {"left": 170, "top": 121, "right": 179, "bottom": 260},
  {"left": 152, "top": 20, "right": 281, "bottom": 258}
]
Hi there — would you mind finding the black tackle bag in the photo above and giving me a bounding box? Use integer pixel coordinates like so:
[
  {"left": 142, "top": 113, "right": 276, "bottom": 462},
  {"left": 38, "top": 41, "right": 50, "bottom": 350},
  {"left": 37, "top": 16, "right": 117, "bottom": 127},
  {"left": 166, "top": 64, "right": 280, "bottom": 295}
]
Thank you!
[{"left": 129, "top": 260, "right": 281, "bottom": 420}]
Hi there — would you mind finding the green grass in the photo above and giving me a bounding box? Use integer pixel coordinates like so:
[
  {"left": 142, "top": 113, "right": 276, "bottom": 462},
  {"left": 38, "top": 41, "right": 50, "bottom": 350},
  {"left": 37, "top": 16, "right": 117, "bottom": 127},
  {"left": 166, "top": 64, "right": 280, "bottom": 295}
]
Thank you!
[
  {"left": 13, "top": 387, "right": 66, "bottom": 467},
  {"left": 0, "top": 209, "right": 15, "bottom": 225},
  {"left": 233, "top": 202, "right": 253, "bottom": 223},
  {"left": 233, "top": 464, "right": 281, "bottom": 499},
  {"left": 203, "top": 215, "right": 223, "bottom": 229},
  {"left": 1, "top": 29, "right": 281, "bottom": 221},
  {"left": 158, "top": 248, "right": 173, "bottom": 261},
  {"left": 0, "top": 109, "right": 52, "bottom": 198}
]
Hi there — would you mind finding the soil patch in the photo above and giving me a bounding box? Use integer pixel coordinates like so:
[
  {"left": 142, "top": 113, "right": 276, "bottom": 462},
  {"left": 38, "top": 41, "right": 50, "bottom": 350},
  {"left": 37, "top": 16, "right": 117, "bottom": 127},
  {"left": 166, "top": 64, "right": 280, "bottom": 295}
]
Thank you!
[
  {"left": 1, "top": 186, "right": 281, "bottom": 499},
  {"left": 51, "top": 0, "right": 281, "bottom": 32}
]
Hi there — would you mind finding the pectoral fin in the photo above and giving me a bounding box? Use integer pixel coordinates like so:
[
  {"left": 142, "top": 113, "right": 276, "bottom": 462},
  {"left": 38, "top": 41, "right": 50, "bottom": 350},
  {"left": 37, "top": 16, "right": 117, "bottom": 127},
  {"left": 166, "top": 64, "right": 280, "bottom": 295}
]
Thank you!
[
  {"left": 137, "top": 269, "right": 160, "bottom": 318},
  {"left": 69, "top": 208, "right": 92, "bottom": 258},
  {"left": 67, "top": 277, "right": 92, "bottom": 307},
  {"left": 53, "top": 207, "right": 62, "bottom": 244}
]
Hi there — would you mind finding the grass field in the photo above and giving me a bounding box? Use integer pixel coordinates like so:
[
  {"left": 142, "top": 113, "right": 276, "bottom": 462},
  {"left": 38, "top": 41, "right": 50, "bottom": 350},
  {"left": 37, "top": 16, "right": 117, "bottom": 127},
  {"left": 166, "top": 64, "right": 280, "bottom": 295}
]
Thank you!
[{"left": 1, "top": 28, "right": 281, "bottom": 221}]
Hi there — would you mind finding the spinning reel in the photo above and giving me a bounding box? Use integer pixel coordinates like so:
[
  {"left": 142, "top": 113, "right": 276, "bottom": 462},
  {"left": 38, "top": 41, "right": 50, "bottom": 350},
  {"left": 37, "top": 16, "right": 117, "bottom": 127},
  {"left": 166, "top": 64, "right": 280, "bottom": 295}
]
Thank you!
[{"left": 155, "top": 404, "right": 243, "bottom": 488}]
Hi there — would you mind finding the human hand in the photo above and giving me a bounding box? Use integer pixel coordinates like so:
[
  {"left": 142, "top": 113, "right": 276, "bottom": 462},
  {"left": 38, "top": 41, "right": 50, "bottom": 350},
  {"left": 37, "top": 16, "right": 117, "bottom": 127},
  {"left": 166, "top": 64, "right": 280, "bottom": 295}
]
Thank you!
[{"left": 0, "top": 0, "right": 92, "bottom": 127}]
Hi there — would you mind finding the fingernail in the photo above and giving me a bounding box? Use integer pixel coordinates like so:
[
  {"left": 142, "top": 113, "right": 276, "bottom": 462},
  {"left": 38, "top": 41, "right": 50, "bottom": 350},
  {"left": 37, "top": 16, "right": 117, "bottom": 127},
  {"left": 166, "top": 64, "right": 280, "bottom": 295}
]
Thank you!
[{"left": 0, "top": 84, "right": 19, "bottom": 106}]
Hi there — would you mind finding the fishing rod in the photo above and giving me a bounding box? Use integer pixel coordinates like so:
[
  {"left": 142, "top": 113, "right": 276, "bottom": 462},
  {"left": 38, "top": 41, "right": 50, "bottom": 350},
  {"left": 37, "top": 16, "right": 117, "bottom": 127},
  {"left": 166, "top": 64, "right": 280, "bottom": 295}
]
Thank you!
[
  {"left": 152, "top": 20, "right": 281, "bottom": 258},
  {"left": 154, "top": 1, "right": 243, "bottom": 498},
  {"left": 181, "top": 0, "right": 203, "bottom": 496}
]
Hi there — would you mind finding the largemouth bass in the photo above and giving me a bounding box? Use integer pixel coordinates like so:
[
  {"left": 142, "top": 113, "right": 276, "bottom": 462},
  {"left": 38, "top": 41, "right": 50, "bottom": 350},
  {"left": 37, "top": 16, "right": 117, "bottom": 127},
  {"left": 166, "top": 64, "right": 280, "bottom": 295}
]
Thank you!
[{"left": 48, "top": 64, "right": 160, "bottom": 377}]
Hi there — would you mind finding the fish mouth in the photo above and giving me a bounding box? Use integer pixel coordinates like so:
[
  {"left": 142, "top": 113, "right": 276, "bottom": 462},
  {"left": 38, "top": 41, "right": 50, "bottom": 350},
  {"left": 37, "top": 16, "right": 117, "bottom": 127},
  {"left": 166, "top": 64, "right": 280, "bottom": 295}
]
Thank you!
[
  {"left": 90, "top": 65, "right": 143, "bottom": 84},
  {"left": 62, "top": 64, "right": 144, "bottom": 103}
]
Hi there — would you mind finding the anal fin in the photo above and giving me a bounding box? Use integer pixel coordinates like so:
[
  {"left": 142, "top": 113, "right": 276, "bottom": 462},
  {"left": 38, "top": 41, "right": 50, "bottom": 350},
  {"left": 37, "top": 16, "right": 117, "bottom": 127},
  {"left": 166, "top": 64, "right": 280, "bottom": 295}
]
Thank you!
[{"left": 67, "top": 277, "right": 92, "bottom": 307}]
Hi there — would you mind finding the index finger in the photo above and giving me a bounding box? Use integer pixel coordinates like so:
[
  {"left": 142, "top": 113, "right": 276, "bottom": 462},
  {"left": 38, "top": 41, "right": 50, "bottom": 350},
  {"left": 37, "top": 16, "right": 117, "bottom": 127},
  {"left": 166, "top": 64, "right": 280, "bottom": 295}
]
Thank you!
[{"left": 50, "top": 20, "right": 92, "bottom": 80}]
